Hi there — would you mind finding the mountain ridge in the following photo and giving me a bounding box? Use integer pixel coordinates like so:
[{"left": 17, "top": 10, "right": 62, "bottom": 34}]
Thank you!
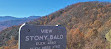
[
  {"left": 0, "top": 16, "right": 41, "bottom": 31},
  {"left": 0, "top": 16, "right": 40, "bottom": 22}
]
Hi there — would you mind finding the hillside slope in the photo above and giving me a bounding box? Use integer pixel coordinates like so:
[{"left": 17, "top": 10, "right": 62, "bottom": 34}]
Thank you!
[{"left": 0, "top": 1, "right": 111, "bottom": 49}]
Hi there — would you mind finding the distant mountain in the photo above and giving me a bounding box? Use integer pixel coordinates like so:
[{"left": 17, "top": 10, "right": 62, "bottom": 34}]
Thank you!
[
  {"left": 0, "top": 16, "right": 40, "bottom": 31},
  {"left": 0, "top": 1, "right": 111, "bottom": 49},
  {"left": 0, "top": 16, "right": 17, "bottom": 22},
  {"left": 27, "top": 16, "right": 41, "bottom": 19}
]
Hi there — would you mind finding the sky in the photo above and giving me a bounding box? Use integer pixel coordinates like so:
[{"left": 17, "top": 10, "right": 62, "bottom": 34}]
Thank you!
[{"left": 0, "top": 0, "right": 111, "bottom": 18}]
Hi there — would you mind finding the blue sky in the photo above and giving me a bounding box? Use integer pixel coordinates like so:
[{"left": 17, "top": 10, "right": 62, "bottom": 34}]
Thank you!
[{"left": 0, "top": 0, "right": 110, "bottom": 18}]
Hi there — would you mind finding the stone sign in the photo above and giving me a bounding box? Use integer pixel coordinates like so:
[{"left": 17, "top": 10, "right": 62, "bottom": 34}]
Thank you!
[{"left": 19, "top": 24, "right": 67, "bottom": 49}]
